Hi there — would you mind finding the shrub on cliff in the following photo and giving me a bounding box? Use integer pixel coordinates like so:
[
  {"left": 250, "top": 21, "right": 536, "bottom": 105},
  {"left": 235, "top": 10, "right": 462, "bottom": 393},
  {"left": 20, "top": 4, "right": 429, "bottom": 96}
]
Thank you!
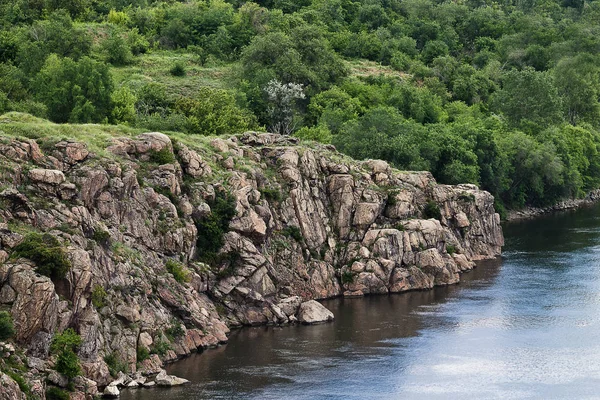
[
  {"left": 196, "top": 190, "right": 237, "bottom": 263},
  {"left": 45, "top": 387, "right": 70, "bottom": 400},
  {"left": 423, "top": 201, "right": 442, "bottom": 221},
  {"left": 0, "top": 311, "right": 14, "bottom": 340},
  {"left": 51, "top": 328, "right": 82, "bottom": 380},
  {"left": 165, "top": 259, "right": 191, "bottom": 283},
  {"left": 11, "top": 233, "right": 71, "bottom": 280}
]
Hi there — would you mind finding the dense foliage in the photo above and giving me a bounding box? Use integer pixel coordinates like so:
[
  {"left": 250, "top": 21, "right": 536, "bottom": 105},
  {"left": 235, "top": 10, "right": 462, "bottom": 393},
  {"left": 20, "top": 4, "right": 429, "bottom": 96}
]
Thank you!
[{"left": 2, "top": 0, "right": 600, "bottom": 209}]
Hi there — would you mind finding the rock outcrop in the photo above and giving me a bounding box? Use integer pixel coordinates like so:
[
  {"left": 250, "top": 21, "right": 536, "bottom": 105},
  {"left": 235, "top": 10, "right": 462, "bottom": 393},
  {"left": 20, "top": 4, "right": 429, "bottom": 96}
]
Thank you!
[{"left": 0, "top": 131, "right": 503, "bottom": 397}]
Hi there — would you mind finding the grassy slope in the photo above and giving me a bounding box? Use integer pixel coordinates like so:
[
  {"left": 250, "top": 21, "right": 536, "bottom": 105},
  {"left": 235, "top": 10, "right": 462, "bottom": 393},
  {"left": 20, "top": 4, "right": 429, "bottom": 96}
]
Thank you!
[{"left": 111, "top": 50, "right": 232, "bottom": 96}]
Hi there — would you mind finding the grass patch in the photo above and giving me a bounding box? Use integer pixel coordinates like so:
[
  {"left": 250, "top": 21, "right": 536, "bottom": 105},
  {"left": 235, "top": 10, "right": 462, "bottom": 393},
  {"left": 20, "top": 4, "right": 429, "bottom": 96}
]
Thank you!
[
  {"left": 111, "top": 50, "right": 230, "bottom": 98},
  {"left": 0, "top": 112, "right": 143, "bottom": 158},
  {"left": 394, "top": 222, "right": 405, "bottom": 231},
  {"left": 5, "top": 370, "right": 30, "bottom": 396},
  {"left": 165, "top": 259, "right": 191, "bottom": 283}
]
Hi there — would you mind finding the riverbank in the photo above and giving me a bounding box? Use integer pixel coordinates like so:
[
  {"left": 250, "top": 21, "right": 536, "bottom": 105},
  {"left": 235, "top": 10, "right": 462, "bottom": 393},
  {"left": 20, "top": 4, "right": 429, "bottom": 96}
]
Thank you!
[
  {"left": 0, "top": 123, "right": 503, "bottom": 399},
  {"left": 506, "top": 189, "right": 600, "bottom": 221}
]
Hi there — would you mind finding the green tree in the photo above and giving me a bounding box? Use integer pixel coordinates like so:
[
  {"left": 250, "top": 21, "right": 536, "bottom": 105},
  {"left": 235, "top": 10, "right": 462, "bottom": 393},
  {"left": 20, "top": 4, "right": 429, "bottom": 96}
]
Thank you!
[
  {"left": 492, "top": 67, "right": 563, "bottom": 129},
  {"left": 554, "top": 55, "right": 600, "bottom": 126},
  {"left": 111, "top": 86, "right": 137, "bottom": 124},
  {"left": 16, "top": 10, "right": 92, "bottom": 75},
  {"left": 34, "top": 55, "right": 113, "bottom": 123},
  {"left": 174, "top": 88, "right": 256, "bottom": 135}
]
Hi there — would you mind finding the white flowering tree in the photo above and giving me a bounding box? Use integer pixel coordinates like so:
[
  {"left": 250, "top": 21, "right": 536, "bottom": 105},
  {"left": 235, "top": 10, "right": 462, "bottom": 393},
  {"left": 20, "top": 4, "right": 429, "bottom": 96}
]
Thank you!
[{"left": 263, "top": 79, "right": 305, "bottom": 135}]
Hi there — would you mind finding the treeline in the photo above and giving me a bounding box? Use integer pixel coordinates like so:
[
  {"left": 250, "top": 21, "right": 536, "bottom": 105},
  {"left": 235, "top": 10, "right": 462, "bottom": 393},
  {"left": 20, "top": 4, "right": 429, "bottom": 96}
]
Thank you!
[{"left": 2, "top": 0, "right": 600, "bottom": 212}]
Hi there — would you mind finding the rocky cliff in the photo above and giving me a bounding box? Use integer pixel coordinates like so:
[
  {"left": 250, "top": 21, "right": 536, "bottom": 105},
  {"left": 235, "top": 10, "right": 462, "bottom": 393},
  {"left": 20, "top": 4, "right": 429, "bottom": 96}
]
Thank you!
[{"left": 0, "top": 127, "right": 503, "bottom": 398}]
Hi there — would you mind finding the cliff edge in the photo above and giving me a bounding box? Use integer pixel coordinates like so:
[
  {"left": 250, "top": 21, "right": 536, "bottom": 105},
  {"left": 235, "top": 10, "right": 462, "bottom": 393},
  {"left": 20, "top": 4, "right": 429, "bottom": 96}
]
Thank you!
[{"left": 0, "top": 121, "right": 503, "bottom": 398}]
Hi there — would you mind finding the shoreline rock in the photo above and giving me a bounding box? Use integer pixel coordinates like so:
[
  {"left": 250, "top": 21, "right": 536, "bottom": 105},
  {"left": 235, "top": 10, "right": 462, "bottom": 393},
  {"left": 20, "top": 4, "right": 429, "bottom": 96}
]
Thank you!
[{"left": 506, "top": 189, "right": 600, "bottom": 221}]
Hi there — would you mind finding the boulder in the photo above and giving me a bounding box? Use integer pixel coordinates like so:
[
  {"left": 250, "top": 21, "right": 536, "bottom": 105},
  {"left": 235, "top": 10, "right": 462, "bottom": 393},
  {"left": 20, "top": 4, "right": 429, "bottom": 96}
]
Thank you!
[
  {"left": 276, "top": 296, "right": 303, "bottom": 317},
  {"left": 155, "top": 370, "right": 189, "bottom": 386},
  {"left": 28, "top": 168, "right": 65, "bottom": 185},
  {"left": 103, "top": 384, "right": 120, "bottom": 397},
  {"left": 297, "top": 300, "right": 334, "bottom": 324}
]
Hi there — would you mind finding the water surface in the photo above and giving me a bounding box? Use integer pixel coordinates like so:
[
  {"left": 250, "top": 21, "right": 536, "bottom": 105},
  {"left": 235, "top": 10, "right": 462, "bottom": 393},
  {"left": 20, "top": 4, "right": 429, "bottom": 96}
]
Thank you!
[{"left": 122, "top": 204, "right": 600, "bottom": 399}]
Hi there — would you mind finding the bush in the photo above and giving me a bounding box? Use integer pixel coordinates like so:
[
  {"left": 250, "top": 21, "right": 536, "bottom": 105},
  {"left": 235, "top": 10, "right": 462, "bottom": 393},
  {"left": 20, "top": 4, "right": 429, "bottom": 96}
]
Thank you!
[
  {"left": 259, "top": 187, "right": 282, "bottom": 202},
  {"left": 101, "top": 32, "right": 133, "bottom": 66},
  {"left": 423, "top": 201, "right": 442, "bottom": 221},
  {"left": 55, "top": 348, "right": 81, "bottom": 380},
  {"left": 148, "top": 147, "right": 176, "bottom": 165},
  {"left": 111, "top": 86, "right": 137, "bottom": 124},
  {"left": 170, "top": 62, "right": 186, "bottom": 77},
  {"left": 0, "top": 311, "right": 14, "bottom": 340},
  {"left": 173, "top": 89, "right": 257, "bottom": 136},
  {"left": 46, "top": 387, "right": 70, "bottom": 400},
  {"left": 104, "top": 353, "right": 127, "bottom": 377},
  {"left": 136, "top": 345, "right": 149, "bottom": 363},
  {"left": 12, "top": 233, "right": 71, "bottom": 280},
  {"left": 165, "top": 260, "right": 191, "bottom": 283},
  {"left": 51, "top": 329, "right": 82, "bottom": 380},
  {"left": 196, "top": 191, "right": 237, "bottom": 263},
  {"left": 150, "top": 338, "right": 171, "bottom": 356},
  {"left": 92, "top": 229, "right": 110, "bottom": 245},
  {"left": 33, "top": 55, "right": 113, "bottom": 123},
  {"left": 165, "top": 324, "right": 185, "bottom": 341},
  {"left": 91, "top": 285, "right": 107, "bottom": 309},
  {"left": 281, "top": 226, "right": 303, "bottom": 242},
  {"left": 446, "top": 244, "right": 456, "bottom": 255},
  {"left": 341, "top": 271, "right": 355, "bottom": 284}
]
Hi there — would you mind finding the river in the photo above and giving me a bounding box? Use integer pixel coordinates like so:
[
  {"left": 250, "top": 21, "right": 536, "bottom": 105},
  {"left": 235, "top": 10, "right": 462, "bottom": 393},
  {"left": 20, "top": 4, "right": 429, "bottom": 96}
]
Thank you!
[{"left": 122, "top": 204, "right": 600, "bottom": 399}]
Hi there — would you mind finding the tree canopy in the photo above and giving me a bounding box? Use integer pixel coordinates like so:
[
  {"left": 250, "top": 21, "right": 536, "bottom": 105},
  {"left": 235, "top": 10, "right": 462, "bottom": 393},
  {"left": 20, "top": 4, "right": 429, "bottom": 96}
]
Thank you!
[{"left": 2, "top": 0, "right": 600, "bottom": 210}]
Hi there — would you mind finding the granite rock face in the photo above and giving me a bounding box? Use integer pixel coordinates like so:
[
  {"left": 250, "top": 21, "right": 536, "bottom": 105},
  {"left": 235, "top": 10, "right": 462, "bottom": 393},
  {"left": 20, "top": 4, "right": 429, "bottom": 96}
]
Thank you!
[{"left": 0, "top": 131, "right": 503, "bottom": 395}]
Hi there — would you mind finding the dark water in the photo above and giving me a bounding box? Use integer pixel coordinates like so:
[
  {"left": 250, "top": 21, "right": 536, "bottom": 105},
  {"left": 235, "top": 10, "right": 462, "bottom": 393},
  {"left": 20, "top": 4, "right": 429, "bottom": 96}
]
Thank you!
[{"left": 122, "top": 204, "right": 600, "bottom": 399}]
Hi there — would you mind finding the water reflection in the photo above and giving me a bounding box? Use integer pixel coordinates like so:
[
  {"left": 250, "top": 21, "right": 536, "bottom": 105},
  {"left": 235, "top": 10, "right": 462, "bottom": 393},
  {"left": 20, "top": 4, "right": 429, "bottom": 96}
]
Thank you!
[{"left": 122, "top": 204, "right": 600, "bottom": 399}]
